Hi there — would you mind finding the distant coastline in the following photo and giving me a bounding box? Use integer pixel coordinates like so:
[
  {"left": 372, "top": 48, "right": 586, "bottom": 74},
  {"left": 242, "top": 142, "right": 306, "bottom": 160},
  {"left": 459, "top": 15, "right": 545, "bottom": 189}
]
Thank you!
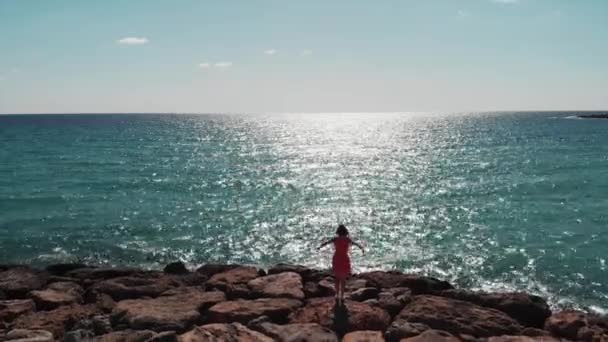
[{"left": 578, "top": 113, "right": 608, "bottom": 119}]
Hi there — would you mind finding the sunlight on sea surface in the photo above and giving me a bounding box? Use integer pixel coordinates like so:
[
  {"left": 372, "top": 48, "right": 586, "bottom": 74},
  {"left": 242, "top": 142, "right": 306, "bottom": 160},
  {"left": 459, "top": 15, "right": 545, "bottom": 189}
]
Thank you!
[{"left": 1, "top": 112, "right": 607, "bottom": 313}]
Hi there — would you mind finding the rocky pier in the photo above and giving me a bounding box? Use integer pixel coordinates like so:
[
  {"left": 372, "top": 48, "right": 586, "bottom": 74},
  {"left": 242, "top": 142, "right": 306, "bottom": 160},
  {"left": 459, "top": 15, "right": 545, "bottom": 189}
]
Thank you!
[{"left": 0, "top": 262, "right": 606, "bottom": 341}]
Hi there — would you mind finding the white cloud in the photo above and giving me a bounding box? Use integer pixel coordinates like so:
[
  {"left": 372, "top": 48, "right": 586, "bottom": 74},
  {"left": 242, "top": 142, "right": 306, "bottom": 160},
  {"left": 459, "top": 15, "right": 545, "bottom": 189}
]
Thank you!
[
  {"left": 301, "top": 49, "right": 312, "bottom": 56},
  {"left": 214, "top": 62, "right": 233, "bottom": 68},
  {"left": 117, "top": 37, "right": 149, "bottom": 45},
  {"left": 264, "top": 49, "right": 277, "bottom": 55},
  {"left": 198, "top": 62, "right": 211, "bottom": 68}
]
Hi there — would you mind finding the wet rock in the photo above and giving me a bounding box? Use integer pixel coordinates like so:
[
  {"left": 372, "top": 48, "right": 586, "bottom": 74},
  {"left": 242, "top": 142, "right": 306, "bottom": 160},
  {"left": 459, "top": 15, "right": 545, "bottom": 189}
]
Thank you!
[
  {"left": 206, "top": 266, "right": 262, "bottom": 290},
  {"left": 250, "top": 322, "right": 339, "bottom": 341},
  {"left": 29, "top": 282, "right": 83, "bottom": 310},
  {"left": 89, "top": 276, "right": 177, "bottom": 301},
  {"left": 208, "top": 298, "right": 302, "bottom": 324},
  {"left": 0, "top": 299, "right": 35, "bottom": 322},
  {"left": 396, "top": 295, "right": 522, "bottom": 337},
  {"left": 544, "top": 310, "right": 608, "bottom": 342},
  {"left": 195, "top": 264, "right": 239, "bottom": 277},
  {"left": 343, "top": 330, "right": 385, "bottom": 342},
  {"left": 289, "top": 297, "right": 391, "bottom": 332},
  {"left": 45, "top": 264, "right": 87, "bottom": 277},
  {"left": 163, "top": 262, "right": 189, "bottom": 275},
  {"left": 438, "top": 290, "right": 551, "bottom": 328},
  {"left": 2, "top": 329, "right": 53, "bottom": 342},
  {"left": 0, "top": 267, "right": 48, "bottom": 298},
  {"left": 399, "top": 330, "right": 460, "bottom": 342},
  {"left": 349, "top": 287, "right": 380, "bottom": 301},
  {"left": 146, "top": 331, "right": 178, "bottom": 342},
  {"left": 66, "top": 267, "right": 143, "bottom": 282},
  {"left": 91, "top": 329, "right": 157, "bottom": 342},
  {"left": 111, "top": 288, "right": 225, "bottom": 332},
  {"left": 385, "top": 320, "right": 431, "bottom": 342},
  {"left": 357, "top": 271, "right": 453, "bottom": 294},
  {"left": 12, "top": 304, "right": 99, "bottom": 339},
  {"left": 247, "top": 272, "right": 305, "bottom": 300},
  {"left": 179, "top": 323, "right": 273, "bottom": 342}
]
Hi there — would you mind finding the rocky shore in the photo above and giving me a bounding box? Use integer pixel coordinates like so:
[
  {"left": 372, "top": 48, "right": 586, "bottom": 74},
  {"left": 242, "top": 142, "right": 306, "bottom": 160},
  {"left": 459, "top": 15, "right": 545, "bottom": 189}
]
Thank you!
[
  {"left": 577, "top": 114, "right": 608, "bottom": 119},
  {"left": 1, "top": 263, "right": 606, "bottom": 341}
]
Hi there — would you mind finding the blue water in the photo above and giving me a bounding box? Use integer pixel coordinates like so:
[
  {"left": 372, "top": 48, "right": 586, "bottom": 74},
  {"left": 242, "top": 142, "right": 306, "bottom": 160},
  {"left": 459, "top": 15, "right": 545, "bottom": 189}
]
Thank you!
[{"left": 1, "top": 112, "right": 607, "bottom": 313}]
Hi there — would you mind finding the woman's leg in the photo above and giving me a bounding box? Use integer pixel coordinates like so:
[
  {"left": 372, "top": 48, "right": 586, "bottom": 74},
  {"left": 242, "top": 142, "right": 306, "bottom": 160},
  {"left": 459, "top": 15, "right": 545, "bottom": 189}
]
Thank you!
[
  {"left": 334, "top": 278, "right": 340, "bottom": 301},
  {"left": 340, "top": 279, "right": 346, "bottom": 301}
]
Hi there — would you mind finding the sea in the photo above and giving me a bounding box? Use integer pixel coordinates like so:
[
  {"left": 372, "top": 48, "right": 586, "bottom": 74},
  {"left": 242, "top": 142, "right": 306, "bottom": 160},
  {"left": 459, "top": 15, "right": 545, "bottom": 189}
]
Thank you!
[{"left": 0, "top": 112, "right": 606, "bottom": 313}]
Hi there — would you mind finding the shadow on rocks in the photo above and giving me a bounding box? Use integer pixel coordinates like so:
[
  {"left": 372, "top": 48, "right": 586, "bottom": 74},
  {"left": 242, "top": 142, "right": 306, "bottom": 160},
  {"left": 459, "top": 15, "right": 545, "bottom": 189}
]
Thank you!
[{"left": 332, "top": 300, "right": 349, "bottom": 337}]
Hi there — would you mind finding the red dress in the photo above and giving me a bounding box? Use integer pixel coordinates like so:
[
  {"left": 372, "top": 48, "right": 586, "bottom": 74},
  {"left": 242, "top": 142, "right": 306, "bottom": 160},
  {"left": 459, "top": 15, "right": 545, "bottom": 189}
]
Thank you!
[{"left": 332, "top": 237, "right": 351, "bottom": 280}]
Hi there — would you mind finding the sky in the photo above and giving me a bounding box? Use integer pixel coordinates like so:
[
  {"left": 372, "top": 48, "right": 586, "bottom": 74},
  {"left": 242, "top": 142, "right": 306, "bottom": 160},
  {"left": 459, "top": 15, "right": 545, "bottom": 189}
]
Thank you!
[{"left": 0, "top": 0, "right": 607, "bottom": 114}]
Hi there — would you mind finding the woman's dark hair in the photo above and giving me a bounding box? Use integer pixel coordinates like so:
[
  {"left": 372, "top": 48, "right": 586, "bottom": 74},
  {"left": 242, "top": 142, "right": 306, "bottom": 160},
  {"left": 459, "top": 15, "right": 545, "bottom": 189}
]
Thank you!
[{"left": 336, "top": 224, "right": 349, "bottom": 236}]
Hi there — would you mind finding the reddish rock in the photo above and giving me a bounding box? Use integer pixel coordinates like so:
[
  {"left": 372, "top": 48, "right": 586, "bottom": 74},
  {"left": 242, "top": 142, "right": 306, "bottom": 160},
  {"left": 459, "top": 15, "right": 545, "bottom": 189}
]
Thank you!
[
  {"left": 486, "top": 336, "right": 561, "bottom": 342},
  {"left": 438, "top": 289, "right": 551, "bottom": 328},
  {"left": 358, "top": 271, "right": 452, "bottom": 294},
  {"left": 399, "top": 330, "right": 460, "bottom": 342},
  {"left": 0, "top": 299, "right": 35, "bottom": 321},
  {"left": 343, "top": 330, "right": 385, "bottom": 342},
  {"left": 318, "top": 277, "right": 337, "bottom": 296},
  {"left": 91, "top": 329, "right": 157, "bottom": 341},
  {"left": 111, "top": 288, "right": 225, "bottom": 332},
  {"left": 268, "top": 264, "right": 313, "bottom": 278},
  {"left": 95, "top": 293, "right": 116, "bottom": 313},
  {"left": 3, "top": 329, "right": 54, "bottom": 342},
  {"left": 247, "top": 272, "right": 305, "bottom": 300},
  {"left": 0, "top": 267, "right": 48, "bottom": 298},
  {"left": 396, "top": 295, "right": 522, "bottom": 337},
  {"left": 12, "top": 304, "right": 99, "bottom": 338},
  {"left": 147, "top": 330, "right": 178, "bottom": 342},
  {"left": 195, "top": 264, "right": 239, "bottom": 277},
  {"left": 180, "top": 323, "right": 273, "bottom": 342},
  {"left": 30, "top": 281, "right": 83, "bottom": 310},
  {"left": 208, "top": 298, "right": 302, "bottom": 324},
  {"left": 520, "top": 327, "right": 552, "bottom": 337},
  {"left": 207, "top": 266, "right": 262, "bottom": 290},
  {"left": 89, "top": 275, "right": 177, "bottom": 301},
  {"left": 45, "top": 263, "right": 88, "bottom": 276},
  {"left": 289, "top": 297, "right": 391, "bottom": 332},
  {"left": 349, "top": 287, "right": 380, "bottom": 301},
  {"left": 385, "top": 320, "right": 431, "bottom": 342},
  {"left": 66, "top": 267, "right": 144, "bottom": 282},
  {"left": 251, "top": 322, "right": 339, "bottom": 341},
  {"left": 544, "top": 310, "right": 608, "bottom": 342},
  {"left": 304, "top": 281, "right": 325, "bottom": 298}
]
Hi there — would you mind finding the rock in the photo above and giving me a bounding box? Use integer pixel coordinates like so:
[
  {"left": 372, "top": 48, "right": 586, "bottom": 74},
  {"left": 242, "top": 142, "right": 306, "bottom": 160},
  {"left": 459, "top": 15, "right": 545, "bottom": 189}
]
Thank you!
[
  {"left": 486, "top": 337, "right": 561, "bottom": 342},
  {"left": 12, "top": 304, "right": 99, "bottom": 339},
  {"left": 544, "top": 310, "right": 608, "bottom": 342},
  {"left": 343, "top": 330, "right": 385, "bottom": 342},
  {"left": 346, "top": 279, "right": 370, "bottom": 292},
  {"left": 63, "top": 329, "right": 95, "bottom": 342},
  {"left": 168, "top": 273, "right": 207, "bottom": 287},
  {"left": 438, "top": 290, "right": 551, "bottom": 328},
  {"left": 250, "top": 322, "right": 339, "bottom": 341},
  {"left": 163, "top": 262, "right": 189, "bottom": 275},
  {"left": 0, "top": 267, "right": 48, "bottom": 298},
  {"left": 289, "top": 297, "right": 391, "bottom": 332},
  {"left": 376, "top": 293, "right": 407, "bottom": 317},
  {"left": 349, "top": 288, "right": 380, "bottom": 301},
  {"left": 91, "top": 329, "right": 157, "bottom": 342},
  {"left": 223, "top": 283, "right": 254, "bottom": 299},
  {"left": 146, "top": 331, "right": 178, "bottom": 342},
  {"left": 304, "top": 281, "right": 324, "bottom": 298},
  {"left": 89, "top": 276, "right": 177, "bottom": 301},
  {"left": 399, "top": 330, "right": 460, "bottom": 342},
  {"left": 2, "top": 329, "right": 54, "bottom": 342},
  {"left": 66, "top": 267, "right": 143, "bottom": 282},
  {"left": 45, "top": 263, "right": 87, "bottom": 276},
  {"left": 268, "top": 264, "right": 313, "bottom": 278},
  {"left": 0, "top": 299, "right": 35, "bottom": 322},
  {"left": 179, "top": 323, "right": 273, "bottom": 342},
  {"left": 206, "top": 266, "right": 262, "bottom": 290},
  {"left": 71, "top": 314, "right": 112, "bottom": 336},
  {"left": 195, "top": 264, "right": 239, "bottom": 277},
  {"left": 111, "top": 288, "right": 225, "bottom": 332},
  {"left": 357, "top": 272, "right": 453, "bottom": 294},
  {"left": 318, "top": 277, "right": 337, "bottom": 296},
  {"left": 247, "top": 272, "right": 305, "bottom": 300},
  {"left": 94, "top": 293, "right": 116, "bottom": 313},
  {"left": 208, "top": 298, "right": 302, "bottom": 324},
  {"left": 520, "top": 327, "right": 552, "bottom": 337},
  {"left": 385, "top": 320, "right": 431, "bottom": 342},
  {"left": 396, "top": 295, "right": 522, "bottom": 337},
  {"left": 29, "top": 282, "right": 83, "bottom": 310}
]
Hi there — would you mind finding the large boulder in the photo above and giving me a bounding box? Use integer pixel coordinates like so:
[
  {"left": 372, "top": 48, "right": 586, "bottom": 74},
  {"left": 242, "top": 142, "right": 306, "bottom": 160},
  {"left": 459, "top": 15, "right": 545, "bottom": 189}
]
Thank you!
[
  {"left": 45, "top": 263, "right": 88, "bottom": 276},
  {"left": 438, "top": 289, "right": 551, "bottom": 328},
  {"left": 179, "top": 323, "right": 273, "bottom": 342},
  {"left": 0, "top": 299, "right": 35, "bottom": 322},
  {"left": 357, "top": 271, "right": 452, "bottom": 294},
  {"left": 207, "top": 298, "right": 302, "bottom": 324},
  {"left": 486, "top": 336, "right": 561, "bottom": 342},
  {"left": 88, "top": 275, "right": 177, "bottom": 301},
  {"left": 11, "top": 304, "right": 99, "bottom": 339},
  {"left": 90, "top": 329, "right": 157, "bottom": 342},
  {"left": 163, "top": 262, "right": 189, "bottom": 275},
  {"left": 544, "top": 310, "right": 608, "bottom": 342},
  {"left": 2, "top": 329, "right": 54, "bottom": 342},
  {"left": 111, "top": 288, "right": 225, "bottom": 332},
  {"left": 396, "top": 295, "right": 522, "bottom": 337},
  {"left": 206, "top": 266, "right": 262, "bottom": 290},
  {"left": 66, "top": 267, "right": 144, "bottom": 282},
  {"left": 399, "top": 330, "right": 460, "bottom": 342},
  {"left": 343, "top": 330, "right": 385, "bottom": 342},
  {"left": 195, "top": 264, "right": 239, "bottom": 277},
  {"left": 29, "top": 281, "right": 83, "bottom": 310},
  {"left": 250, "top": 322, "right": 338, "bottom": 341},
  {"left": 247, "top": 272, "right": 305, "bottom": 300},
  {"left": 385, "top": 320, "right": 431, "bottom": 342},
  {"left": 289, "top": 297, "right": 391, "bottom": 333},
  {"left": 0, "top": 267, "right": 48, "bottom": 298}
]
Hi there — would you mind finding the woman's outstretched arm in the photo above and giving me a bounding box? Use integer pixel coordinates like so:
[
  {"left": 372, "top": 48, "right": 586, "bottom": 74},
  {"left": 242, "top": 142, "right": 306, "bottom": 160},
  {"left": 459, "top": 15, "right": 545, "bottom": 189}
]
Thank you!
[
  {"left": 350, "top": 239, "right": 365, "bottom": 254},
  {"left": 317, "top": 238, "right": 334, "bottom": 250}
]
